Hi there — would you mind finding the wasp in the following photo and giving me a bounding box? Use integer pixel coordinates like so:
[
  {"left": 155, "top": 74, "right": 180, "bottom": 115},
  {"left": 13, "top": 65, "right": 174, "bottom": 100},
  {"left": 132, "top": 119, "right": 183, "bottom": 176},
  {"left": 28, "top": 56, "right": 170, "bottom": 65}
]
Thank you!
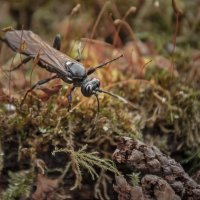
[{"left": 0, "top": 29, "right": 123, "bottom": 112}]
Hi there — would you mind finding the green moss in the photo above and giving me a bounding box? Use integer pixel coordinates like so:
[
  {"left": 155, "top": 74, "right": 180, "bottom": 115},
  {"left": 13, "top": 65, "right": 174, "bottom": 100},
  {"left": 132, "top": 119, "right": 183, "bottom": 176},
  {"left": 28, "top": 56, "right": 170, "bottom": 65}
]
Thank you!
[{"left": 1, "top": 171, "right": 33, "bottom": 200}]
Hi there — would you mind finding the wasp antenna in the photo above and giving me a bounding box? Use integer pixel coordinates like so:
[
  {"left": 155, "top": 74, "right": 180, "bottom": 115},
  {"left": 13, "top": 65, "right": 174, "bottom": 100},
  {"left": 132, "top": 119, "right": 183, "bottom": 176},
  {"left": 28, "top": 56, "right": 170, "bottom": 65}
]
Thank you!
[
  {"left": 97, "top": 89, "right": 118, "bottom": 99},
  {"left": 97, "top": 88, "right": 137, "bottom": 109},
  {"left": 96, "top": 54, "right": 123, "bottom": 69},
  {"left": 87, "top": 54, "right": 123, "bottom": 75}
]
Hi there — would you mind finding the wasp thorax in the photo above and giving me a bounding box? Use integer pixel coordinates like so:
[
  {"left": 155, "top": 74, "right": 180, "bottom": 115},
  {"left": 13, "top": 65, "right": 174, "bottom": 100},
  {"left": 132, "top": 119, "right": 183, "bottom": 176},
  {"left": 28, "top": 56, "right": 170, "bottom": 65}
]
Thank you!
[
  {"left": 63, "top": 61, "right": 87, "bottom": 85},
  {"left": 81, "top": 78, "right": 100, "bottom": 97}
]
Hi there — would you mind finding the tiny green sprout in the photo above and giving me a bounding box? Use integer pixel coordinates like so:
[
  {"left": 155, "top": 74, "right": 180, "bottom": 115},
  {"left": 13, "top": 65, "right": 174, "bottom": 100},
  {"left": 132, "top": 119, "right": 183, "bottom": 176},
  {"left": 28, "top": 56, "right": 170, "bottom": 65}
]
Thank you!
[{"left": 128, "top": 172, "right": 140, "bottom": 187}]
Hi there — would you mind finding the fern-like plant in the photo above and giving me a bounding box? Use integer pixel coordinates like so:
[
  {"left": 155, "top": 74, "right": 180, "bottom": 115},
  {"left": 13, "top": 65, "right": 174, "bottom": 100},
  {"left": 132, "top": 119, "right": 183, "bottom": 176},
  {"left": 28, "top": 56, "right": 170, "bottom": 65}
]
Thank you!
[
  {"left": 1, "top": 170, "right": 33, "bottom": 200},
  {"left": 53, "top": 144, "right": 119, "bottom": 189}
]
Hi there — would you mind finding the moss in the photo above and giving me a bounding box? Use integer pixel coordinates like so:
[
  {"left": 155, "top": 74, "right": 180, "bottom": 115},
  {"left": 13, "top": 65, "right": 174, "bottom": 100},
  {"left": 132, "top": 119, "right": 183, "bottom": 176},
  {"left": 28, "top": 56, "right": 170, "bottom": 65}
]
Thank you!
[
  {"left": 0, "top": 0, "right": 200, "bottom": 198},
  {"left": 1, "top": 170, "right": 33, "bottom": 200}
]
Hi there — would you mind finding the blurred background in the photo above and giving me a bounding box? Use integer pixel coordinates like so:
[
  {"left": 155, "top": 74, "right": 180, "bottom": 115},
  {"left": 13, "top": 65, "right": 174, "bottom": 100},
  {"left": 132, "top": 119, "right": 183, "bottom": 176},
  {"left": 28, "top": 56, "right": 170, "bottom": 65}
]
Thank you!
[
  {"left": 0, "top": 0, "right": 199, "bottom": 80},
  {"left": 0, "top": 0, "right": 199, "bottom": 97},
  {"left": 0, "top": 0, "right": 200, "bottom": 199}
]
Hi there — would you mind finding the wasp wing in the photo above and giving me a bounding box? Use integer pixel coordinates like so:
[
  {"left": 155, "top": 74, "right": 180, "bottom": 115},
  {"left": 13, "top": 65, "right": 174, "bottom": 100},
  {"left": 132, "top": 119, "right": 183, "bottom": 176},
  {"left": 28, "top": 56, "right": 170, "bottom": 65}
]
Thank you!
[{"left": 3, "top": 30, "right": 80, "bottom": 74}]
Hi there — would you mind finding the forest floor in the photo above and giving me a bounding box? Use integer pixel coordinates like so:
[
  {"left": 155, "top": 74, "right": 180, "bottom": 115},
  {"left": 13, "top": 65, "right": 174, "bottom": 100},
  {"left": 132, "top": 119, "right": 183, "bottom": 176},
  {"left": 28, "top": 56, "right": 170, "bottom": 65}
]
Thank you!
[{"left": 0, "top": 1, "right": 200, "bottom": 199}]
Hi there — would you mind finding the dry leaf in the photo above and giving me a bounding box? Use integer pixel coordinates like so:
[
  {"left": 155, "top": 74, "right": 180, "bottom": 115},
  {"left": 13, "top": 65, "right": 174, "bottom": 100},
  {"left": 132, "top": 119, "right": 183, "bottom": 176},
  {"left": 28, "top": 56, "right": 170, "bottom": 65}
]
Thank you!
[
  {"left": 32, "top": 174, "right": 59, "bottom": 200},
  {"left": 38, "top": 84, "right": 62, "bottom": 101}
]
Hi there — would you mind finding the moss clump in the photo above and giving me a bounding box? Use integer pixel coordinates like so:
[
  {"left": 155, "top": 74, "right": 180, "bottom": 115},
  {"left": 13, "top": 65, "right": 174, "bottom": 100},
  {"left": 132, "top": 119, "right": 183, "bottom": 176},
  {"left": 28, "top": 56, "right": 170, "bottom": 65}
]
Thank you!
[{"left": 1, "top": 171, "right": 33, "bottom": 200}]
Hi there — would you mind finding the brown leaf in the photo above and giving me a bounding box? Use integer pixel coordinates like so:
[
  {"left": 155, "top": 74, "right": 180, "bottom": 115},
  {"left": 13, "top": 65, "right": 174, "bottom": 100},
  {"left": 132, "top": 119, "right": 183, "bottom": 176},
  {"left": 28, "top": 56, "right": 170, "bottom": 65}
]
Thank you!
[
  {"left": 38, "top": 84, "right": 62, "bottom": 101},
  {"left": 32, "top": 174, "right": 59, "bottom": 200}
]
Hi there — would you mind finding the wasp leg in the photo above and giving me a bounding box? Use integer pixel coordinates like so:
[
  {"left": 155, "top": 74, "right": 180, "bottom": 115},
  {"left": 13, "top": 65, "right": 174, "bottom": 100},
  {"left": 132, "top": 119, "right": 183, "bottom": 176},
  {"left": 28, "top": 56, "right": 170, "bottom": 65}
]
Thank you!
[
  {"left": 89, "top": 93, "right": 100, "bottom": 130},
  {"left": 20, "top": 75, "right": 58, "bottom": 109},
  {"left": 67, "top": 86, "right": 75, "bottom": 111},
  {"left": 53, "top": 34, "right": 61, "bottom": 50},
  {"left": 5, "top": 56, "right": 32, "bottom": 72},
  {"left": 94, "top": 93, "right": 100, "bottom": 115}
]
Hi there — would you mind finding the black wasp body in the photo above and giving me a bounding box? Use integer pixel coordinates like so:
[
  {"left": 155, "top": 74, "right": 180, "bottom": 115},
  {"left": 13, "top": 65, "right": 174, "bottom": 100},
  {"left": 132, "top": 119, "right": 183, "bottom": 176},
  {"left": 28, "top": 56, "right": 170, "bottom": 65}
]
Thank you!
[{"left": 0, "top": 29, "right": 122, "bottom": 111}]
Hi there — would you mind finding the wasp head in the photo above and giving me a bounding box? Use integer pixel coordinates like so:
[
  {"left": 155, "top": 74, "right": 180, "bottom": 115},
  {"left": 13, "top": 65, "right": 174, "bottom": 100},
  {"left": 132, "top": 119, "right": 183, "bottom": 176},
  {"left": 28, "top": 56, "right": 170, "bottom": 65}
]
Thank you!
[{"left": 81, "top": 78, "right": 100, "bottom": 97}]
